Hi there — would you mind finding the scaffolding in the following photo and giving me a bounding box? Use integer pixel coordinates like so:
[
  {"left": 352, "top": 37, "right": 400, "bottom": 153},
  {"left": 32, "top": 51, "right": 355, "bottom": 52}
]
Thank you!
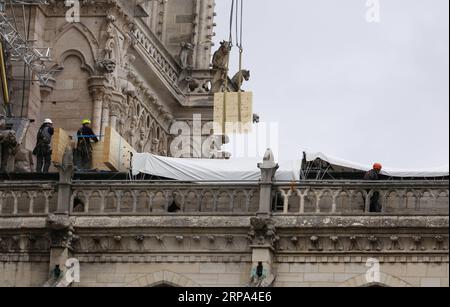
[{"left": 0, "top": 0, "right": 55, "bottom": 86}]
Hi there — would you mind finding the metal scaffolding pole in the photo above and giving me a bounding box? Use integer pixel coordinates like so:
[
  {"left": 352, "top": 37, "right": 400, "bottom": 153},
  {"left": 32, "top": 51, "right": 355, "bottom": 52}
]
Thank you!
[{"left": 0, "top": 0, "right": 55, "bottom": 85}]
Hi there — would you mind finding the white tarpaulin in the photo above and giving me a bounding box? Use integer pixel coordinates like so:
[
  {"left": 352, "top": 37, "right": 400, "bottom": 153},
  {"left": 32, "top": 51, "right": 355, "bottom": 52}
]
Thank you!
[
  {"left": 305, "top": 152, "right": 450, "bottom": 178},
  {"left": 132, "top": 153, "right": 300, "bottom": 181},
  {"left": 132, "top": 152, "right": 448, "bottom": 182}
]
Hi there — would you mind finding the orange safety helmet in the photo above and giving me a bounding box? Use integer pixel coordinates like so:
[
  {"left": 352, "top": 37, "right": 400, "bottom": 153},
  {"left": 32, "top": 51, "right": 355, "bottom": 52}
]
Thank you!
[{"left": 373, "top": 163, "right": 383, "bottom": 171}]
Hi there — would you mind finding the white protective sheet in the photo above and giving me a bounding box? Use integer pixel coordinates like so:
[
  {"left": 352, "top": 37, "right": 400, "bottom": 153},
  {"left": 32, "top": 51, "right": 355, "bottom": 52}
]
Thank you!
[
  {"left": 132, "top": 152, "right": 448, "bottom": 182},
  {"left": 305, "top": 152, "right": 450, "bottom": 178},
  {"left": 132, "top": 153, "right": 300, "bottom": 181}
]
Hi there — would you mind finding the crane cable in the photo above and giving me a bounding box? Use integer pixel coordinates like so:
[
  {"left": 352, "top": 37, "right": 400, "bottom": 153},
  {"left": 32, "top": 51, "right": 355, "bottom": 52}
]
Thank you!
[
  {"left": 222, "top": 0, "right": 235, "bottom": 136},
  {"left": 236, "top": 0, "right": 244, "bottom": 123},
  {"left": 222, "top": 0, "right": 245, "bottom": 136}
]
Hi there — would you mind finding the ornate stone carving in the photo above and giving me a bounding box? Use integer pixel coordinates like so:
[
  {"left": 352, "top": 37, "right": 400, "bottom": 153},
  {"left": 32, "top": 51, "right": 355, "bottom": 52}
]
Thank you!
[
  {"left": 309, "top": 236, "right": 323, "bottom": 251},
  {"left": 225, "top": 235, "right": 234, "bottom": 244},
  {"left": 330, "top": 236, "right": 343, "bottom": 251},
  {"left": 231, "top": 69, "right": 250, "bottom": 91},
  {"left": 98, "top": 59, "right": 117, "bottom": 74},
  {"left": 134, "top": 235, "right": 145, "bottom": 243},
  {"left": 388, "top": 236, "right": 404, "bottom": 251},
  {"left": 433, "top": 236, "right": 447, "bottom": 251},
  {"left": 46, "top": 214, "right": 75, "bottom": 250},
  {"left": 367, "top": 236, "right": 382, "bottom": 251},
  {"left": 349, "top": 236, "right": 361, "bottom": 251},
  {"left": 211, "top": 41, "right": 231, "bottom": 93},
  {"left": 411, "top": 235, "right": 426, "bottom": 251},
  {"left": 247, "top": 217, "right": 279, "bottom": 248},
  {"left": 179, "top": 42, "right": 194, "bottom": 70}
]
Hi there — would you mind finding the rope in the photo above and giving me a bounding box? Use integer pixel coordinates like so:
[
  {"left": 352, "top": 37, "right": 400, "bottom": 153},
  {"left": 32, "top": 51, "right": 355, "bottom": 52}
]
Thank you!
[
  {"left": 221, "top": 0, "right": 246, "bottom": 135},
  {"left": 236, "top": 0, "right": 244, "bottom": 123},
  {"left": 229, "top": 0, "right": 235, "bottom": 46},
  {"left": 222, "top": 0, "right": 236, "bottom": 137}
]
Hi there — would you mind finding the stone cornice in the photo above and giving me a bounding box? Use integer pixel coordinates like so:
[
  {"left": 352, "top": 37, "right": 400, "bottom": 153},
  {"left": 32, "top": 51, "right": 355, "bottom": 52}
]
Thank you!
[{"left": 0, "top": 216, "right": 448, "bottom": 230}]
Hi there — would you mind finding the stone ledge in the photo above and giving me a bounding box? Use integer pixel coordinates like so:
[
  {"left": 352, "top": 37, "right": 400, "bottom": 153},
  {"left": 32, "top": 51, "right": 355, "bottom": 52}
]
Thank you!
[{"left": 1, "top": 215, "right": 447, "bottom": 230}]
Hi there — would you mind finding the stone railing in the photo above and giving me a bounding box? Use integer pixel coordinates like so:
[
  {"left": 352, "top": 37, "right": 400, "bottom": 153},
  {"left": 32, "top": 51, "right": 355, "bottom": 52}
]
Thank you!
[
  {"left": 274, "top": 181, "right": 449, "bottom": 215},
  {"left": 1, "top": 150, "right": 448, "bottom": 217},
  {"left": 69, "top": 181, "right": 260, "bottom": 215},
  {"left": 0, "top": 182, "right": 58, "bottom": 216},
  {"left": 1, "top": 180, "right": 448, "bottom": 217},
  {"left": 130, "top": 22, "right": 182, "bottom": 92}
]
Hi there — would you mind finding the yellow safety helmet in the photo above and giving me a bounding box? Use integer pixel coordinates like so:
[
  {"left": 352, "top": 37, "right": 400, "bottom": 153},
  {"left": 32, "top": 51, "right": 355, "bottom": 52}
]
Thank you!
[{"left": 82, "top": 119, "right": 91, "bottom": 125}]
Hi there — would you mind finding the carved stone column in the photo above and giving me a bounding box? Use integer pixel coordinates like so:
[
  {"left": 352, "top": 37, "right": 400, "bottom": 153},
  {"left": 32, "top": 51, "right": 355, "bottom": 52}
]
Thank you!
[
  {"left": 109, "top": 91, "right": 125, "bottom": 131},
  {"left": 101, "top": 94, "right": 112, "bottom": 139},
  {"left": 257, "top": 149, "right": 279, "bottom": 215},
  {"left": 88, "top": 76, "right": 108, "bottom": 136},
  {"left": 248, "top": 217, "right": 278, "bottom": 287},
  {"left": 91, "top": 88, "right": 104, "bottom": 136},
  {"left": 45, "top": 213, "right": 76, "bottom": 287}
]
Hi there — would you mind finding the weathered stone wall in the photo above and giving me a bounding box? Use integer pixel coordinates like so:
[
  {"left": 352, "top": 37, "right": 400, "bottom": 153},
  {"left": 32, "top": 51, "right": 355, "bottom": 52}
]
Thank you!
[
  {"left": 274, "top": 261, "right": 449, "bottom": 287},
  {"left": 1, "top": 256, "right": 447, "bottom": 287},
  {"left": 0, "top": 261, "right": 49, "bottom": 287},
  {"left": 0, "top": 215, "right": 448, "bottom": 287},
  {"left": 75, "top": 262, "right": 252, "bottom": 287}
]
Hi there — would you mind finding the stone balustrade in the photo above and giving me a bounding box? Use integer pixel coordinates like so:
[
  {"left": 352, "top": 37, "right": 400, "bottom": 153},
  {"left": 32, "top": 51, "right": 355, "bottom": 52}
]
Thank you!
[
  {"left": 69, "top": 182, "right": 260, "bottom": 215},
  {"left": 0, "top": 182, "right": 57, "bottom": 216},
  {"left": 131, "top": 23, "right": 181, "bottom": 89},
  {"left": 274, "top": 181, "right": 449, "bottom": 215},
  {"left": 0, "top": 180, "right": 448, "bottom": 217}
]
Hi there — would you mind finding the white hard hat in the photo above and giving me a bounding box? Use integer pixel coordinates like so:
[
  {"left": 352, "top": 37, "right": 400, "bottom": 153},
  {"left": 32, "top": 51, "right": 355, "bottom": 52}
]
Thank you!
[{"left": 43, "top": 118, "right": 53, "bottom": 124}]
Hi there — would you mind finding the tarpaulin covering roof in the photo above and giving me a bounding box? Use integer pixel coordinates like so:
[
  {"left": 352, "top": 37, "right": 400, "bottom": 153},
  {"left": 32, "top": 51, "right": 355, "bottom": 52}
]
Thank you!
[
  {"left": 132, "top": 153, "right": 300, "bottom": 181},
  {"left": 132, "top": 152, "right": 449, "bottom": 181},
  {"left": 304, "top": 152, "right": 450, "bottom": 178}
]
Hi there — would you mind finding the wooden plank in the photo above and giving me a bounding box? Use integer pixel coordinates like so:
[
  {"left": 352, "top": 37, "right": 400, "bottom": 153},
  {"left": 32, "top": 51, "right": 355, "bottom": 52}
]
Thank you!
[
  {"left": 92, "top": 127, "right": 136, "bottom": 172},
  {"left": 213, "top": 92, "right": 253, "bottom": 134},
  {"left": 51, "top": 128, "right": 73, "bottom": 165},
  {"left": 92, "top": 141, "right": 109, "bottom": 171}
]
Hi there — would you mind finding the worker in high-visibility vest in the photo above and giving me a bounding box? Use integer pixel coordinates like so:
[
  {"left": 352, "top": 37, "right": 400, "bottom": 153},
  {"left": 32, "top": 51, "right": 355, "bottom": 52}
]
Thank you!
[{"left": 76, "top": 119, "right": 98, "bottom": 170}]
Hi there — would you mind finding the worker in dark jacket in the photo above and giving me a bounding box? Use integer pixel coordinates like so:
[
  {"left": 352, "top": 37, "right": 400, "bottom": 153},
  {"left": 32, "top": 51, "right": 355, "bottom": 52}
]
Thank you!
[
  {"left": 33, "top": 119, "right": 54, "bottom": 173},
  {"left": 364, "top": 163, "right": 383, "bottom": 180},
  {"left": 364, "top": 163, "right": 383, "bottom": 212},
  {"left": 76, "top": 119, "right": 99, "bottom": 170}
]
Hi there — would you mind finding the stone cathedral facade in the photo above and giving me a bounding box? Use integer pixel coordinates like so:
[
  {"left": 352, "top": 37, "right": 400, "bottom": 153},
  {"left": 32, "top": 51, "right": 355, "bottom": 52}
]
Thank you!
[
  {"left": 0, "top": 1, "right": 448, "bottom": 288},
  {"left": 8, "top": 0, "right": 217, "bottom": 159}
]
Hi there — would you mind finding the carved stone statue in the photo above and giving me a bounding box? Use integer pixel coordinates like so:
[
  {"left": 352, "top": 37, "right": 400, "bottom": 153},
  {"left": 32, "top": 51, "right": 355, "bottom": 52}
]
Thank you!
[
  {"left": 103, "top": 15, "right": 116, "bottom": 61},
  {"left": 179, "top": 42, "right": 194, "bottom": 70},
  {"left": 0, "top": 129, "right": 18, "bottom": 173},
  {"left": 211, "top": 41, "right": 232, "bottom": 93},
  {"left": 247, "top": 217, "right": 280, "bottom": 248},
  {"left": 98, "top": 59, "right": 116, "bottom": 74},
  {"left": 14, "top": 145, "right": 33, "bottom": 173},
  {"left": 231, "top": 69, "right": 250, "bottom": 91}
]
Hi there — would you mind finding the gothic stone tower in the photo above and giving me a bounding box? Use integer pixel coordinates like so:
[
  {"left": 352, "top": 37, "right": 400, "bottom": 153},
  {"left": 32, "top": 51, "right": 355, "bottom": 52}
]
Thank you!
[{"left": 6, "top": 0, "right": 217, "bottom": 157}]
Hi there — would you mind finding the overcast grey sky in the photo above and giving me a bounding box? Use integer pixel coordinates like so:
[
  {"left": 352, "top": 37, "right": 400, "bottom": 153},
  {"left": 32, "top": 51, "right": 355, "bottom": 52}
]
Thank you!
[{"left": 213, "top": 0, "right": 449, "bottom": 169}]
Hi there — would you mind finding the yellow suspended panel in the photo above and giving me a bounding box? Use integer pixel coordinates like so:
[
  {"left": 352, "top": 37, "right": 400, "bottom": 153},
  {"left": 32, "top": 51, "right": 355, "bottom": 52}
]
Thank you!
[
  {"left": 92, "top": 127, "right": 136, "bottom": 172},
  {"left": 51, "top": 128, "right": 73, "bottom": 165},
  {"left": 213, "top": 92, "right": 253, "bottom": 134}
]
